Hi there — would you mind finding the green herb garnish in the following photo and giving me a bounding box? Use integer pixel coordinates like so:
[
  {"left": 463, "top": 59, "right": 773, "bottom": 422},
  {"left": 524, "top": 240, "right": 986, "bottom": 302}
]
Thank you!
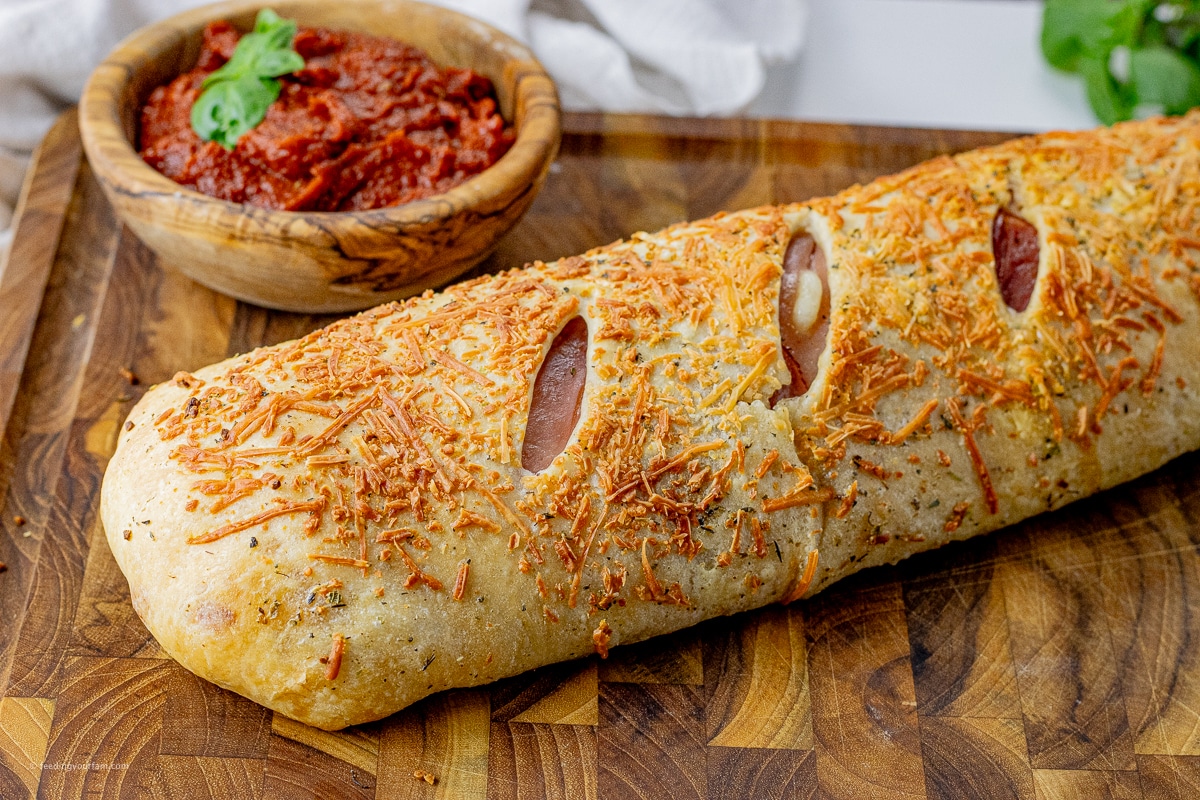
[
  {"left": 190, "top": 9, "right": 305, "bottom": 149},
  {"left": 1041, "top": 1, "right": 1200, "bottom": 124}
]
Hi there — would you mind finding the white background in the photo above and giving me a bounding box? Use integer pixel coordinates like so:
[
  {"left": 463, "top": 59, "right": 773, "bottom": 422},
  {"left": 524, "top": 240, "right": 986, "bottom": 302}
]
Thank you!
[{"left": 752, "top": 0, "right": 1097, "bottom": 132}]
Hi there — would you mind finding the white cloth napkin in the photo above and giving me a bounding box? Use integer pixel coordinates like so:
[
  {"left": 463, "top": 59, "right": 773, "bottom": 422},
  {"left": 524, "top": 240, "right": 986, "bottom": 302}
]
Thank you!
[
  {"left": 472, "top": 0, "right": 807, "bottom": 116},
  {"left": 0, "top": 0, "right": 805, "bottom": 266}
]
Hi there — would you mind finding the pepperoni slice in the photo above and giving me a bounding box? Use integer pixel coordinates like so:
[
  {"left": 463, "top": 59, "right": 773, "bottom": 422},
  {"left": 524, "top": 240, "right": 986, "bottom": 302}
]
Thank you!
[
  {"left": 992, "top": 208, "right": 1040, "bottom": 312},
  {"left": 521, "top": 316, "right": 588, "bottom": 473},
  {"left": 772, "top": 233, "right": 830, "bottom": 406}
]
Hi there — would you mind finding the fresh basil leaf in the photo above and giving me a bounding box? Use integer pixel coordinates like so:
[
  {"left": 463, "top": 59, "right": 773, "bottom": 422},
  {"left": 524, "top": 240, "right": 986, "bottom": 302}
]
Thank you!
[
  {"left": 1129, "top": 44, "right": 1200, "bottom": 112},
  {"left": 1163, "top": 5, "right": 1200, "bottom": 50},
  {"left": 190, "top": 8, "right": 302, "bottom": 148},
  {"left": 1041, "top": 0, "right": 1200, "bottom": 122},
  {"left": 238, "top": 75, "right": 282, "bottom": 126},
  {"left": 1080, "top": 55, "right": 1134, "bottom": 124},
  {"left": 202, "top": 43, "right": 258, "bottom": 88},
  {"left": 1177, "top": 23, "right": 1200, "bottom": 50},
  {"left": 254, "top": 9, "right": 298, "bottom": 52},
  {"left": 1042, "top": 0, "right": 1127, "bottom": 71},
  {"left": 192, "top": 76, "right": 281, "bottom": 149},
  {"left": 191, "top": 81, "right": 245, "bottom": 149},
  {"left": 254, "top": 8, "right": 284, "bottom": 32},
  {"left": 1107, "top": 0, "right": 1151, "bottom": 48},
  {"left": 252, "top": 48, "right": 305, "bottom": 78}
]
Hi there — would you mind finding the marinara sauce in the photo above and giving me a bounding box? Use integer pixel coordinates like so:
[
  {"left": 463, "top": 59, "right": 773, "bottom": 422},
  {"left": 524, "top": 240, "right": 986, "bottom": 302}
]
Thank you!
[{"left": 139, "top": 22, "right": 514, "bottom": 211}]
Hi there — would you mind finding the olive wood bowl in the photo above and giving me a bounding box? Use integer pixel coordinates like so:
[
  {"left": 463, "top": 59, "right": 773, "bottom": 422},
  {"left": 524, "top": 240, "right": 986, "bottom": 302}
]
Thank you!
[{"left": 79, "top": 0, "right": 560, "bottom": 313}]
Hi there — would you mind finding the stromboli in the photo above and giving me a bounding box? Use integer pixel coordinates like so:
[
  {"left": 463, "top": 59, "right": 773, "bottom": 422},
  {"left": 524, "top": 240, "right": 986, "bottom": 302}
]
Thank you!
[{"left": 100, "top": 113, "right": 1200, "bottom": 730}]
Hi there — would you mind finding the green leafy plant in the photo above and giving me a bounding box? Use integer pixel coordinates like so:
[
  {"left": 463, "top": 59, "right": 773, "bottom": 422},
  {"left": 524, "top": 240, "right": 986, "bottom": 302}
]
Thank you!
[
  {"left": 1041, "top": 0, "right": 1200, "bottom": 123},
  {"left": 190, "top": 9, "right": 305, "bottom": 149}
]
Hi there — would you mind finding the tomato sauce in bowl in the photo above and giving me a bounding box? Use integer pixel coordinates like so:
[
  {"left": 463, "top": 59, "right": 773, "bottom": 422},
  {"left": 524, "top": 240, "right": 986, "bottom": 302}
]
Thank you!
[{"left": 139, "top": 21, "right": 514, "bottom": 211}]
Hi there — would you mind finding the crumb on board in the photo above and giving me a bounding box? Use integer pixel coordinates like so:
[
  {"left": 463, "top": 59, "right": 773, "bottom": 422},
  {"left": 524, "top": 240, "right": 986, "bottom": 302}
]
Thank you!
[
  {"left": 413, "top": 769, "right": 437, "bottom": 785},
  {"left": 13, "top": 516, "right": 24, "bottom": 526}
]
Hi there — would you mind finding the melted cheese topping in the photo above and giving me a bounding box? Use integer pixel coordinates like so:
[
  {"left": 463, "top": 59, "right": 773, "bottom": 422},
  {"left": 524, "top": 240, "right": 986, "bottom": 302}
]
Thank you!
[
  {"left": 143, "top": 111, "right": 1200, "bottom": 635},
  {"left": 792, "top": 269, "right": 824, "bottom": 334}
]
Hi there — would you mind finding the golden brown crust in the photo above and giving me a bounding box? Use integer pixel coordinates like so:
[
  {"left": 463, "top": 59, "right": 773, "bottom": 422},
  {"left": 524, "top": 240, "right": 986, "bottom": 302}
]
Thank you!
[
  {"left": 101, "top": 113, "right": 1200, "bottom": 729},
  {"left": 795, "top": 111, "right": 1200, "bottom": 590}
]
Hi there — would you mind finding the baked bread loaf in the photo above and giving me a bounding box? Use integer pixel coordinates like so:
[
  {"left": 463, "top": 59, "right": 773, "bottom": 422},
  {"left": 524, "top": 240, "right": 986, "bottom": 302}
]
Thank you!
[{"left": 101, "top": 113, "right": 1200, "bottom": 730}]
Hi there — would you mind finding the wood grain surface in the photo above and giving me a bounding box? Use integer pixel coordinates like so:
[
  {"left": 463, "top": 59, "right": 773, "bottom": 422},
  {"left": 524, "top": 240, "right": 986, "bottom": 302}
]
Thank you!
[{"left": 3, "top": 110, "right": 1200, "bottom": 799}]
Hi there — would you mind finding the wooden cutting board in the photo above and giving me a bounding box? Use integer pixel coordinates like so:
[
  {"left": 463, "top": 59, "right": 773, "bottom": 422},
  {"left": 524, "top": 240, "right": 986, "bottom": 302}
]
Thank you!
[{"left": 1, "top": 109, "right": 1199, "bottom": 800}]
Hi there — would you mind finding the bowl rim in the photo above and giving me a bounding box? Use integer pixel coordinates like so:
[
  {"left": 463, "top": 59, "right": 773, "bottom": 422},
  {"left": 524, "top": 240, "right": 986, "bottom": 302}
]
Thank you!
[{"left": 79, "top": 0, "right": 561, "bottom": 226}]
